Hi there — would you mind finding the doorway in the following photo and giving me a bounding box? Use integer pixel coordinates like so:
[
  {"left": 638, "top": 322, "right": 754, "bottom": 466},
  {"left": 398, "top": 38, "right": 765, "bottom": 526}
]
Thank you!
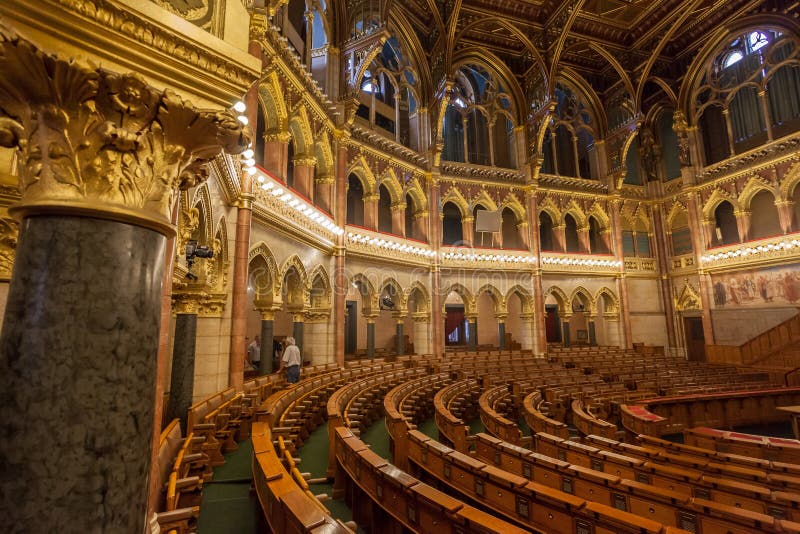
[
  {"left": 683, "top": 316, "right": 706, "bottom": 361},
  {"left": 445, "top": 305, "right": 466, "bottom": 346},
  {"left": 545, "top": 305, "right": 561, "bottom": 343}
]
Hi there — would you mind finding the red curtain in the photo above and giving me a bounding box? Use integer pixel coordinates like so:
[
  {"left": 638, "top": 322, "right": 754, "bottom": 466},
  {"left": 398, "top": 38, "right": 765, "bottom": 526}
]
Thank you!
[{"left": 445, "top": 309, "right": 464, "bottom": 338}]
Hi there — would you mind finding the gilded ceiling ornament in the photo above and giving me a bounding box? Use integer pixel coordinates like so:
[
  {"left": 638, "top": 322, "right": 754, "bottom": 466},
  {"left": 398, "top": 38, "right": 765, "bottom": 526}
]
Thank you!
[{"left": 0, "top": 24, "right": 250, "bottom": 235}]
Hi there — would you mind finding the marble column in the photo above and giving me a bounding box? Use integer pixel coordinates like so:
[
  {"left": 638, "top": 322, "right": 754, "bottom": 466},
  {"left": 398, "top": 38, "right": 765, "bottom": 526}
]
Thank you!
[
  {"left": 519, "top": 315, "right": 534, "bottom": 351},
  {"left": 735, "top": 210, "right": 750, "bottom": 243},
  {"left": 366, "top": 317, "right": 376, "bottom": 358},
  {"left": 392, "top": 203, "right": 406, "bottom": 236},
  {"left": 229, "top": 194, "right": 253, "bottom": 389},
  {"left": 292, "top": 314, "right": 305, "bottom": 355},
  {"left": 167, "top": 313, "right": 198, "bottom": 432},
  {"left": 263, "top": 132, "right": 291, "bottom": 181},
  {"left": 462, "top": 216, "right": 475, "bottom": 246},
  {"left": 0, "top": 38, "right": 248, "bottom": 533},
  {"left": 588, "top": 318, "right": 597, "bottom": 346},
  {"left": 429, "top": 176, "right": 444, "bottom": 357},
  {"left": 498, "top": 321, "right": 506, "bottom": 350},
  {"left": 553, "top": 224, "right": 567, "bottom": 252},
  {"left": 364, "top": 193, "right": 379, "bottom": 230},
  {"left": 396, "top": 319, "right": 405, "bottom": 356},
  {"left": 577, "top": 226, "right": 591, "bottom": 253},
  {"left": 292, "top": 156, "right": 316, "bottom": 201},
  {"left": 467, "top": 316, "right": 478, "bottom": 351},
  {"left": 610, "top": 200, "right": 633, "bottom": 348},
  {"left": 526, "top": 189, "right": 547, "bottom": 356},
  {"left": 259, "top": 311, "right": 274, "bottom": 375},
  {"left": 315, "top": 174, "right": 335, "bottom": 215},
  {"left": 333, "top": 132, "right": 348, "bottom": 366},
  {"left": 777, "top": 200, "right": 795, "bottom": 234},
  {"left": 562, "top": 318, "right": 571, "bottom": 347}
]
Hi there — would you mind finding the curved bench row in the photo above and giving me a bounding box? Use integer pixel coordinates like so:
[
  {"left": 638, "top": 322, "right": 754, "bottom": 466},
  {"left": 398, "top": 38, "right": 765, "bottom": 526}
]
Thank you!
[{"left": 479, "top": 383, "right": 526, "bottom": 446}]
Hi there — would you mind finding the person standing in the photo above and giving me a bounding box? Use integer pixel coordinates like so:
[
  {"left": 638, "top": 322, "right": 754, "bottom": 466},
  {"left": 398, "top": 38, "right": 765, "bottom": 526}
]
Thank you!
[
  {"left": 282, "top": 337, "right": 302, "bottom": 384},
  {"left": 247, "top": 335, "right": 261, "bottom": 372}
]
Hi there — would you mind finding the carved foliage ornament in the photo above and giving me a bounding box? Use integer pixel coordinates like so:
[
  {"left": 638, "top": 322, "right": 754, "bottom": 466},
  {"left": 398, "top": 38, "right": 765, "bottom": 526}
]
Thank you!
[{"left": 0, "top": 25, "right": 250, "bottom": 235}]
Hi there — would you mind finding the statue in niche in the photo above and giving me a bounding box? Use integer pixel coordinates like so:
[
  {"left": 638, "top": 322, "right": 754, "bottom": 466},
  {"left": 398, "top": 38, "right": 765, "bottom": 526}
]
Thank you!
[{"left": 672, "top": 111, "right": 691, "bottom": 167}]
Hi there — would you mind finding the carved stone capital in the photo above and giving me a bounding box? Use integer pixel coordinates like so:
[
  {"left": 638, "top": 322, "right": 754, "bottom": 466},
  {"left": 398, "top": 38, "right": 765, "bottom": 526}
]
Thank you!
[
  {"left": 0, "top": 26, "right": 250, "bottom": 235},
  {"left": 264, "top": 130, "right": 291, "bottom": 143},
  {"left": 292, "top": 155, "right": 317, "bottom": 167},
  {"left": 172, "top": 290, "right": 227, "bottom": 317}
]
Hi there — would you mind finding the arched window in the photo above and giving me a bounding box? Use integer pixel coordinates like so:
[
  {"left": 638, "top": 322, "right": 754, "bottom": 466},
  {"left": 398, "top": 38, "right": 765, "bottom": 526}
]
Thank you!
[
  {"left": 346, "top": 174, "right": 365, "bottom": 226},
  {"left": 377, "top": 184, "right": 392, "bottom": 233},
  {"left": 555, "top": 124, "right": 576, "bottom": 177},
  {"left": 356, "top": 37, "right": 421, "bottom": 148},
  {"left": 548, "top": 82, "right": 598, "bottom": 179},
  {"left": 670, "top": 212, "right": 693, "bottom": 256},
  {"left": 441, "top": 202, "right": 463, "bottom": 245},
  {"left": 713, "top": 201, "right": 739, "bottom": 246},
  {"left": 699, "top": 105, "right": 730, "bottom": 165},
  {"left": 541, "top": 129, "right": 555, "bottom": 174},
  {"left": 622, "top": 218, "right": 651, "bottom": 257},
  {"left": 442, "top": 64, "right": 517, "bottom": 168},
  {"left": 695, "top": 29, "right": 800, "bottom": 163},
  {"left": 658, "top": 110, "right": 682, "bottom": 181},
  {"left": 539, "top": 212, "right": 554, "bottom": 251},
  {"left": 501, "top": 208, "right": 521, "bottom": 249},
  {"left": 749, "top": 190, "right": 781, "bottom": 240},
  {"left": 588, "top": 217, "right": 608, "bottom": 254},
  {"left": 564, "top": 214, "right": 579, "bottom": 253}
]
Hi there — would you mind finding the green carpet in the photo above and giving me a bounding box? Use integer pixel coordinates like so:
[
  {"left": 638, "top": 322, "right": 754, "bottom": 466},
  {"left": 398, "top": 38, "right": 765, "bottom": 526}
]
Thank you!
[
  {"left": 467, "top": 418, "right": 485, "bottom": 435},
  {"left": 197, "top": 440, "right": 261, "bottom": 534},
  {"left": 417, "top": 418, "right": 439, "bottom": 440},
  {"left": 297, "top": 422, "right": 353, "bottom": 523},
  {"left": 360, "top": 417, "right": 392, "bottom": 460},
  {"left": 518, "top": 417, "right": 531, "bottom": 437}
]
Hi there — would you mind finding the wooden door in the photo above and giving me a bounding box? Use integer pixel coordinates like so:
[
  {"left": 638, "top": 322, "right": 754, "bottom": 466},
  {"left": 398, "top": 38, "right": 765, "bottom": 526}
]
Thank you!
[{"left": 684, "top": 316, "right": 706, "bottom": 361}]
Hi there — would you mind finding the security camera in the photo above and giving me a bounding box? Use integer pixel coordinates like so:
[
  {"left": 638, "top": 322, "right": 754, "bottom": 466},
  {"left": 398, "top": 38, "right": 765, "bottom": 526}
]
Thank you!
[
  {"left": 381, "top": 296, "right": 395, "bottom": 310},
  {"left": 186, "top": 239, "right": 213, "bottom": 279}
]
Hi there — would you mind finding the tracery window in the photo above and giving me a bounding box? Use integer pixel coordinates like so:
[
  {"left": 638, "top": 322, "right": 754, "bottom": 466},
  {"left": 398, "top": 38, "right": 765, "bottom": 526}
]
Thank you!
[
  {"left": 540, "top": 83, "right": 599, "bottom": 179},
  {"left": 694, "top": 29, "right": 800, "bottom": 165},
  {"left": 442, "top": 65, "right": 517, "bottom": 169},
  {"left": 356, "top": 38, "right": 421, "bottom": 150}
]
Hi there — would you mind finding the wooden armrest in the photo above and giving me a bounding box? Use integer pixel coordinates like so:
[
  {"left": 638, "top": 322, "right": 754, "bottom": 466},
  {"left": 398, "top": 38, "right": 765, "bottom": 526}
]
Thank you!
[
  {"left": 175, "top": 476, "right": 202, "bottom": 490},
  {"left": 182, "top": 453, "right": 205, "bottom": 464},
  {"left": 156, "top": 506, "right": 199, "bottom": 524},
  {"left": 193, "top": 423, "right": 216, "bottom": 431},
  {"left": 190, "top": 436, "right": 206, "bottom": 445}
]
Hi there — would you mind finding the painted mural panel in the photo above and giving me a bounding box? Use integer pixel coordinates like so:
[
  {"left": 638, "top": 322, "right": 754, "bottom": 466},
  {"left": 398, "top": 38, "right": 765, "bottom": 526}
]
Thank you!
[
  {"left": 711, "top": 265, "right": 800, "bottom": 307},
  {"left": 150, "top": 0, "right": 225, "bottom": 36}
]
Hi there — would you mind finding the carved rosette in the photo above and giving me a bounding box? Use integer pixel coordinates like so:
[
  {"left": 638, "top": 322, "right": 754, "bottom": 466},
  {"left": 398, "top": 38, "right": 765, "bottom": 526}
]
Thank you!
[{"left": 0, "top": 25, "right": 250, "bottom": 235}]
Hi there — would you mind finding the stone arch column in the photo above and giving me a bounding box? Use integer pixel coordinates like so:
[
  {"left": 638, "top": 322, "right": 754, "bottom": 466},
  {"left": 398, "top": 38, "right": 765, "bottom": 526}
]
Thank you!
[
  {"left": 292, "top": 154, "right": 317, "bottom": 200},
  {"left": 304, "top": 311, "right": 332, "bottom": 365},
  {"left": 735, "top": 210, "right": 750, "bottom": 243},
  {"left": 462, "top": 215, "right": 474, "bottom": 246},
  {"left": 391, "top": 201, "right": 406, "bottom": 236},
  {"left": 412, "top": 313, "right": 431, "bottom": 355},
  {"left": 776, "top": 200, "right": 795, "bottom": 234}
]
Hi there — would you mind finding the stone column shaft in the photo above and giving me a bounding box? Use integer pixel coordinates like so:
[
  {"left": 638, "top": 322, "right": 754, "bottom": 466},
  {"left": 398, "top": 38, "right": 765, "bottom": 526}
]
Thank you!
[
  {"left": 468, "top": 318, "right": 478, "bottom": 351},
  {"left": 366, "top": 320, "right": 376, "bottom": 358},
  {"left": 167, "top": 313, "right": 198, "bottom": 432},
  {"left": 562, "top": 320, "right": 571, "bottom": 347},
  {"left": 292, "top": 317, "right": 305, "bottom": 354},
  {"left": 333, "top": 134, "right": 348, "bottom": 366},
  {"left": 588, "top": 320, "right": 597, "bottom": 346},
  {"left": 264, "top": 137, "right": 290, "bottom": 181},
  {"left": 229, "top": 200, "right": 252, "bottom": 389},
  {"left": 498, "top": 322, "right": 506, "bottom": 350},
  {"left": 396, "top": 321, "right": 405, "bottom": 356},
  {"left": 0, "top": 32, "right": 249, "bottom": 533},
  {"left": 260, "top": 318, "right": 274, "bottom": 374}
]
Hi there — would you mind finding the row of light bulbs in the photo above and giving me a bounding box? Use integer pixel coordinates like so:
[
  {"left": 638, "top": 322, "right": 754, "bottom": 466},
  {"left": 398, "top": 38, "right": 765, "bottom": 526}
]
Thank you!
[
  {"left": 442, "top": 252, "right": 537, "bottom": 264},
  {"left": 347, "top": 232, "right": 436, "bottom": 258},
  {"left": 541, "top": 256, "right": 622, "bottom": 268},
  {"left": 233, "top": 101, "right": 345, "bottom": 237},
  {"left": 701, "top": 238, "right": 800, "bottom": 263}
]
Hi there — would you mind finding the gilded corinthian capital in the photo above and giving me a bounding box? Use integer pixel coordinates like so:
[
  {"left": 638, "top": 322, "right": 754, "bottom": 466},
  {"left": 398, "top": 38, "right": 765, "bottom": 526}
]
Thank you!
[{"left": 0, "top": 24, "right": 251, "bottom": 235}]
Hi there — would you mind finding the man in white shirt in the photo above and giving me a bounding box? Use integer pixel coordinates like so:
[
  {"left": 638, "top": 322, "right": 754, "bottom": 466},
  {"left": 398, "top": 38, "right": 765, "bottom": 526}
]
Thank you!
[
  {"left": 281, "top": 337, "right": 302, "bottom": 383},
  {"left": 247, "top": 335, "right": 261, "bottom": 372}
]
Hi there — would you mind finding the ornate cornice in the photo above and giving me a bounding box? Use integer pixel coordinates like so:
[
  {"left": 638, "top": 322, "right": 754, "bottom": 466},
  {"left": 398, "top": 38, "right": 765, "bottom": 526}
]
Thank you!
[
  {"left": 0, "top": 25, "right": 250, "bottom": 235},
  {"left": 440, "top": 161, "right": 525, "bottom": 184},
  {"left": 1, "top": 0, "right": 260, "bottom": 107},
  {"left": 172, "top": 289, "right": 227, "bottom": 316}
]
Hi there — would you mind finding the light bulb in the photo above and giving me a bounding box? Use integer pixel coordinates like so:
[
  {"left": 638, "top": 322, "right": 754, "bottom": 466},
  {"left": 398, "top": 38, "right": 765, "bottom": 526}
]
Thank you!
[
  {"left": 242, "top": 149, "right": 255, "bottom": 159},
  {"left": 233, "top": 101, "right": 246, "bottom": 113},
  {"left": 237, "top": 115, "right": 249, "bottom": 125}
]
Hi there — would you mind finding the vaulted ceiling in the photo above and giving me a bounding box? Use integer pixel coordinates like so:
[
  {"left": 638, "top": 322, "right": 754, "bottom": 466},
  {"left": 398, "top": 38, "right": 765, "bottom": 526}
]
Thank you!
[{"left": 389, "top": 0, "right": 790, "bottom": 101}]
